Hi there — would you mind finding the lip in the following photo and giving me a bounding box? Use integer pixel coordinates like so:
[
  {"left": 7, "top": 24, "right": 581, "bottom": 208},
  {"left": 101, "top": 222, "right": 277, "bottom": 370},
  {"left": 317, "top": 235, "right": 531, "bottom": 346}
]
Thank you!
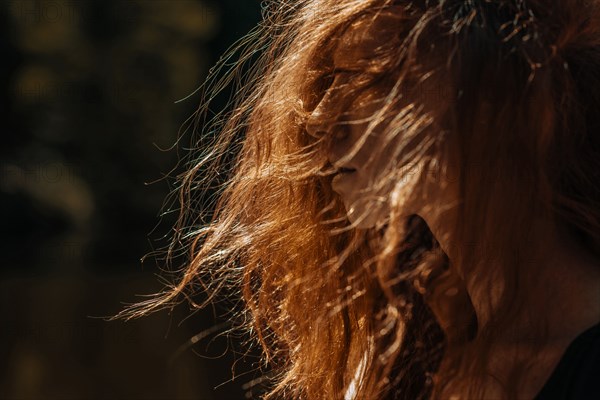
[
  {"left": 331, "top": 168, "right": 356, "bottom": 192},
  {"left": 336, "top": 167, "right": 356, "bottom": 174},
  {"left": 331, "top": 162, "right": 357, "bottom": 174}
]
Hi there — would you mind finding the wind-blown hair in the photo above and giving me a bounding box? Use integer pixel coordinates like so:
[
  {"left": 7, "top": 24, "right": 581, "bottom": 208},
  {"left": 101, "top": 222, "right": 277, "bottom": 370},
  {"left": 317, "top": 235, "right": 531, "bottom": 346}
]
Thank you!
[{"left": 113, "top": 1, "right": 600, "bottom": 399}]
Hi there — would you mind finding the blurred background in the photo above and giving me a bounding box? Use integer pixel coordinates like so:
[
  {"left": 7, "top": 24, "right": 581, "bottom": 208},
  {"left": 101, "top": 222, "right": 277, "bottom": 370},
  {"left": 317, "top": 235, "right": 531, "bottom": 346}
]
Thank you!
[{"left": 1, "top": 1, "right": 263, "bottom": 399}]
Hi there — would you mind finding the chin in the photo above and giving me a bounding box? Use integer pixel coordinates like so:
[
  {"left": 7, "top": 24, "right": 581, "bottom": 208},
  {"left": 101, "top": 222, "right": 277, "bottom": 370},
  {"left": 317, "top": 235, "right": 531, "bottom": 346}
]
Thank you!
[{"left": 345, "top": 200, "right": 390, "bottom": 230}]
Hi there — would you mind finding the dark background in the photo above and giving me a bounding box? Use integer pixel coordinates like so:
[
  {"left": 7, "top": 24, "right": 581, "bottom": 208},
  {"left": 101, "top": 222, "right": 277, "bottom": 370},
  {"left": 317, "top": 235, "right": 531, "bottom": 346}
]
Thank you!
[{"left": 1, "top": 1, "right": 263, "bottom": 399}]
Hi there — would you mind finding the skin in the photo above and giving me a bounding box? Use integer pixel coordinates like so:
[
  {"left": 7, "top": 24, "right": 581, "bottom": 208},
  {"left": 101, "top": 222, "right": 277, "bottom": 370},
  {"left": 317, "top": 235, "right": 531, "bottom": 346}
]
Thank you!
[
  {"left": 306, "top": 14, "right": 455, "bottom": 231},
  {"left": 306, "top": 13, "right": 600, "bottom": 398}
]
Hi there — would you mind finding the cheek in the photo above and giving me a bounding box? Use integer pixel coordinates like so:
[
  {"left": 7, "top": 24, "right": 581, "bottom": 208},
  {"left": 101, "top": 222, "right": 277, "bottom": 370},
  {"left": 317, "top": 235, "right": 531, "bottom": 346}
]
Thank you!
[
  {"left": 340, "top": 177, "right": 393, "bottom": 229},
  {"left": 358, "top": 132, "right": 398, "bottom": 184}
]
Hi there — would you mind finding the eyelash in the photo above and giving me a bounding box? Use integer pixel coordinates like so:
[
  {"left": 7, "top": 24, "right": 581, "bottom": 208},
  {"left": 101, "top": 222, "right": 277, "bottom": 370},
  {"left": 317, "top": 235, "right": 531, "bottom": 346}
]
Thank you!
[
  {"left": 318, "top": 70, "right": 356, "bottom": 92},
  {"left": 315, "top": 69, "right": 380, "bottom": 100},
  {"left": 334, "top": 68, "right": 356, "bottom": 74},
  {"left": 324, "top": 69, "right": 355, "bottom": 79}
]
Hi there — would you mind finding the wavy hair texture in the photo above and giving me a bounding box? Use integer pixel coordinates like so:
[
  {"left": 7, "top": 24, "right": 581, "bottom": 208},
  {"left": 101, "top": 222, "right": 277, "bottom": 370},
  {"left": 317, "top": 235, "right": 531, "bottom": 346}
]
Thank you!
[{"left": 113, "top": 1, "right": 600, "bottom": 399}]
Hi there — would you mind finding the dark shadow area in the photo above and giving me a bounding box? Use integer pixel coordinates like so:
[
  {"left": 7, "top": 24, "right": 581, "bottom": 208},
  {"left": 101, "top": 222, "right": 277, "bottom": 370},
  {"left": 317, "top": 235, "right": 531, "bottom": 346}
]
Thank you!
[{"left": 1, "top": 1, "right": 263, "bottom": 399}]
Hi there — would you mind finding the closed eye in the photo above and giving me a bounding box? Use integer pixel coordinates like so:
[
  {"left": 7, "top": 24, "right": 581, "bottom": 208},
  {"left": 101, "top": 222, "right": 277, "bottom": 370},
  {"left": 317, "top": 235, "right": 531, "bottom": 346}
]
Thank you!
[
  {"left": 313, "top": 70, "right": 352, "bottom": 103},
  {"left": 321, "top": 68, "right": 358, "bottom": 83},
  {"left": 332, "top": 68, "right": 357, "bottom": 75}
]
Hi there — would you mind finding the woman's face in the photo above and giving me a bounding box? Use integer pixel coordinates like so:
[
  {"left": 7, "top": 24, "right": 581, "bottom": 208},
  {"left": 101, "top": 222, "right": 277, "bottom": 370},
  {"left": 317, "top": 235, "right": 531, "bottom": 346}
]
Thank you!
[
  {"left": 306, "top": 14, "right": 456, "bottom": 233},
  {"left": 306, "top": 16, "right": 417, "bottom": 229}
]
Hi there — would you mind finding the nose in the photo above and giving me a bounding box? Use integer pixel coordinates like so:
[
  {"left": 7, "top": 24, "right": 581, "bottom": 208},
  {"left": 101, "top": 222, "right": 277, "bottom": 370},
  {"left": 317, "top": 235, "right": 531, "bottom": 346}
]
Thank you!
[{"left": 305, "top": 103, "right": 330, "bottom": 139}]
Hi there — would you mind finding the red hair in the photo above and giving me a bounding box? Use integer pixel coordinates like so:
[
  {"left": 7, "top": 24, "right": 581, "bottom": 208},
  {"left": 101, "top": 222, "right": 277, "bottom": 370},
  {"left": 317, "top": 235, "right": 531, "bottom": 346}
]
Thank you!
[{"left": 114, "top": 1, "right": 600, "bottom": 398}]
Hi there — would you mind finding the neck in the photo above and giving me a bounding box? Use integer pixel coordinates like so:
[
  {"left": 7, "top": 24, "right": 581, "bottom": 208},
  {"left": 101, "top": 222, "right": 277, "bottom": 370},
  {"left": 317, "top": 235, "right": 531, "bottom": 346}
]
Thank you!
[
  {"left": 421, "top": 205, "right": 600, "bottom": 345},
  {"left": 463, "top": 219, "right": 600, "bottom": 346}
]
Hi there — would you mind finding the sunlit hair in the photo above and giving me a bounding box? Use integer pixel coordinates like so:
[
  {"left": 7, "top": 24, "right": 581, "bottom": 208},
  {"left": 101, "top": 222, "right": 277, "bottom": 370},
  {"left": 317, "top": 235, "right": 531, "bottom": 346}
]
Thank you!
[{"left": 113, "top": 0, "right": 600, "bottom": 399}]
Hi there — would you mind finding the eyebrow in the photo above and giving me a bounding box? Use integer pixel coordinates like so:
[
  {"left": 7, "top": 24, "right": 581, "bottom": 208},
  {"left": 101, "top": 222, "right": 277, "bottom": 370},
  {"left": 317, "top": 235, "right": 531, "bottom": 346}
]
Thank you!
[
  {"left": 332, "top": 50, "right": 364, "bottom": 72},
  {"left": 332, "top": 35, "right": 374, "bottom": 70}
]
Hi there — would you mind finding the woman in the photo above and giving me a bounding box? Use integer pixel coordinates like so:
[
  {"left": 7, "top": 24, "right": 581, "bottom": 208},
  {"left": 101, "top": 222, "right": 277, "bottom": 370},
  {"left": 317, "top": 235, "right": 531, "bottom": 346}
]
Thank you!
[{"left": 115, "top": 0, "right": 600, "bottom": 399}]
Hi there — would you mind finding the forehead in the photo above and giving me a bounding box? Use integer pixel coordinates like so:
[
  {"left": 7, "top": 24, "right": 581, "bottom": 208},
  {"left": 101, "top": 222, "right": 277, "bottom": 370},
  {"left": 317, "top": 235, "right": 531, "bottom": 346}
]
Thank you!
[
  {"left": 328, "top": 13, "right": 454, "bottom": 130},
  {"left": 332, "top": 14, "right": 396, "bottom": 65}
]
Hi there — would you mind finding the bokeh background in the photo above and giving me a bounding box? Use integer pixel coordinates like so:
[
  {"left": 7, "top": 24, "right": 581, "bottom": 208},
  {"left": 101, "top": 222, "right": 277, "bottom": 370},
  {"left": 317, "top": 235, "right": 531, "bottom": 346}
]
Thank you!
[{"left": 1, "top": 1, "right": 263, "bottom": 399}]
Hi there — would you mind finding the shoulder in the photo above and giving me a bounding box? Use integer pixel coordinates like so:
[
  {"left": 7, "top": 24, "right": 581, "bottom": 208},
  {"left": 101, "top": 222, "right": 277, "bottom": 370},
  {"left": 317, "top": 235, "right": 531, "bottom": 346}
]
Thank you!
[{"left": 535, "top": 321, "right": 600, "bottom": 400}]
